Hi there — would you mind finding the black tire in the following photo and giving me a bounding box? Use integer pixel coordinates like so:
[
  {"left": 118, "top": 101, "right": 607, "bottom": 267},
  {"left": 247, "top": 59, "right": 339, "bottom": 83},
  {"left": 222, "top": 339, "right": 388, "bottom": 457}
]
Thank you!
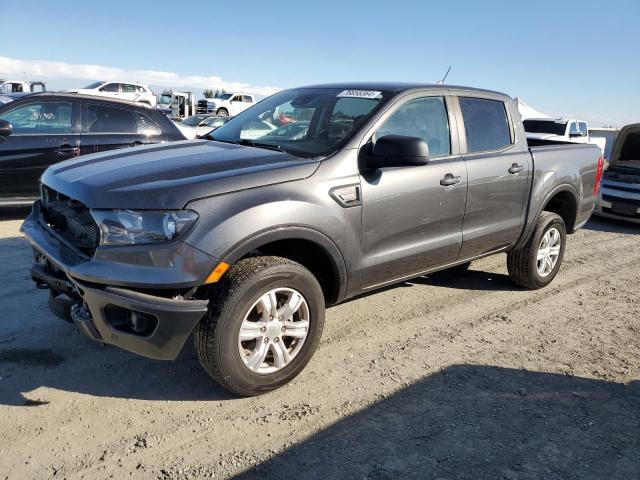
[
  {"left": 216, "top": 108, "right": 229, "bottom": 117},
  {"left": 194, "top": 256, "right": 325, "bottom": 397},
  {"left": 507, "top": 212, "right": 566, "bottom": 289}
]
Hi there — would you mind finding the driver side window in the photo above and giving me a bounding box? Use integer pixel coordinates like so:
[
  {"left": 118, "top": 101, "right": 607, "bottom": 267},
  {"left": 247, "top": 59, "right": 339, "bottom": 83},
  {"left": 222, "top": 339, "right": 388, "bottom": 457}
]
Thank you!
[
  {"left": 375, "top": 96, "right": 451, "bottom": 157},
  {"left": 0, "top": 102, "right": 73, "bottom": 134}
]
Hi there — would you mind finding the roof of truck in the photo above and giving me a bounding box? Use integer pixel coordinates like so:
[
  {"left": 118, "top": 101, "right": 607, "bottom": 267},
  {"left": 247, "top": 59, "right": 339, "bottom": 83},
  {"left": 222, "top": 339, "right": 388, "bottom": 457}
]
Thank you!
[{"left": 298, "top": 82, "right": 510, "bottom": 97}]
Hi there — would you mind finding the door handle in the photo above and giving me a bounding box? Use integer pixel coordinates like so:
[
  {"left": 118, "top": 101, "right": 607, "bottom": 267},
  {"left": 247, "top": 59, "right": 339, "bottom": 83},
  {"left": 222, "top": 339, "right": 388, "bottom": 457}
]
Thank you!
[
  {"left": 55, "top": 145, "right": 79, "bottom": 156},
  {"left": 440, "top": 173, "right": 461, "bottom": 186},
  {"left": 508, "top": 163, "right": 524, "bottom": 174}
]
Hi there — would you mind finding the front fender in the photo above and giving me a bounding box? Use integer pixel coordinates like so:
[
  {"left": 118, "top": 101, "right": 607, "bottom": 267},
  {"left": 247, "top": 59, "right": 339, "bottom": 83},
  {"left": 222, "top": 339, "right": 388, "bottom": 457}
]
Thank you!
[{"left": 183, "top": 182, "right": 362, "bottom": 301}]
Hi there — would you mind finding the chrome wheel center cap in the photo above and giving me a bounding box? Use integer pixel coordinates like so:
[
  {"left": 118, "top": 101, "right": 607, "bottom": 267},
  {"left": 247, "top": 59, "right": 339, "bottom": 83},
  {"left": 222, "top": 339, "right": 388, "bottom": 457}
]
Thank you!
[{"left": 266, "top": 320, "right": 282, "bottom": 339}]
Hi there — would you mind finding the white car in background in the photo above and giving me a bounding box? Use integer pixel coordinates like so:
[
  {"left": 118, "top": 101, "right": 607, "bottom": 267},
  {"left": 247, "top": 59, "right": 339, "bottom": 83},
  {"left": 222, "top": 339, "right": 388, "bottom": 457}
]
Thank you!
[
  {"left": 66, "top": 81, "right": 157, "bottom": 106},
  {"left": 196, "top": 93, "right": 255, "bottom": 116}
]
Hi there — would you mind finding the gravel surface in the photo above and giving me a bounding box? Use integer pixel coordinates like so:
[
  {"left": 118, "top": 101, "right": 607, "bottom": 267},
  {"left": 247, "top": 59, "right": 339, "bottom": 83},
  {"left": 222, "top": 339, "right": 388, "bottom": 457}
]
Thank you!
[{"left": 0, "top": 215, "right": 638, "bottom": 479}]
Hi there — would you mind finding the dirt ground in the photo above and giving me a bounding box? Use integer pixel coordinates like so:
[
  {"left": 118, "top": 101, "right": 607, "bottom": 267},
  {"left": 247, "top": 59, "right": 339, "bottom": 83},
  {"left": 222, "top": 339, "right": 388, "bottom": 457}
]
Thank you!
[{"left": 0, "top": 213, "right": 638, "bottom": 480}]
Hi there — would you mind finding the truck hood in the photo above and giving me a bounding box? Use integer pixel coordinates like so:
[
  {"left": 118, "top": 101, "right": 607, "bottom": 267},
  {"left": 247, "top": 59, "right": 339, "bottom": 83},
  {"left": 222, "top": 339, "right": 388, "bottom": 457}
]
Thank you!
[
  {"left": 41, "top": 140, "right": 320, "bottom": 209},
  {"left": 609, "top": 123, "right": 640, "bottom": 172}
]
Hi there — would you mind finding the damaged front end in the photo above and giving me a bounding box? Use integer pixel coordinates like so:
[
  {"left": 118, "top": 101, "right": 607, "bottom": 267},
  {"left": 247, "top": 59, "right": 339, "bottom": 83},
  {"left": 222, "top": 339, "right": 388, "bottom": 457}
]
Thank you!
[{"left": 21, "top": 194, "right": 215, "bottom": 360}]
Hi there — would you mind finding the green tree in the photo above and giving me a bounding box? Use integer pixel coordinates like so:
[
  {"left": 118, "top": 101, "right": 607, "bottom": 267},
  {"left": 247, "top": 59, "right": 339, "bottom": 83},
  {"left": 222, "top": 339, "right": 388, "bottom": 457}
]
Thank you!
[{"left": 203, "top": 88, "right": 215, "bottom": 98}]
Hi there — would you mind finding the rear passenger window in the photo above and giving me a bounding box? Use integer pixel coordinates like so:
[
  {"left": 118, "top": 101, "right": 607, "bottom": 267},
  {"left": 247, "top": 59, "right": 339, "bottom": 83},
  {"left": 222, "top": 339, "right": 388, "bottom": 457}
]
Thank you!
[
  {"left": 459, "top": 97, "right": 512, "bottom": 153},
  {"left": 133, "top": 111, "right": 161, "bottom": 135},
  {"left": 242, "top": 95, "right": 252, "bottom": 102},
  {"left": 375, "top": 96, "right": 451, "bottom": 157},
  {"left": 87, "top": 104, "right": 137, "bottom": 133}
]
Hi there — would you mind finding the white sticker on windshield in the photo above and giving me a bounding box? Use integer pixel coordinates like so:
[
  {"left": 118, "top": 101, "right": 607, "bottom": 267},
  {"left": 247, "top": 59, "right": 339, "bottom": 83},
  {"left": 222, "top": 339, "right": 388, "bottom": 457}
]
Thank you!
[{"left": 337, "top": 90, "right": 382, "bottom": 99}]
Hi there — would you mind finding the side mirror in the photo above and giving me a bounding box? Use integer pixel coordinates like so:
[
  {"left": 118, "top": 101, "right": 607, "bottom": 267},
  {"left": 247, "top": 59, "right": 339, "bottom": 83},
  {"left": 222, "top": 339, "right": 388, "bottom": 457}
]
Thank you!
[
  {"left": 367, "top": 135, "right": 429, "bottom": 169},
  {"left": 0, "top": 119, "right": 12, "bottom": 137}
]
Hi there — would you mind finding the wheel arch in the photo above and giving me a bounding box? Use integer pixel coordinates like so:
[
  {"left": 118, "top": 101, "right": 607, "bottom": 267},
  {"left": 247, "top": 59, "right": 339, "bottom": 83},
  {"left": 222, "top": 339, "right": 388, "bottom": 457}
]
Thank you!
[
  {"left": 515, "top": 183, "right": 579, "bottom": 250},
  {"left": 541, "top": 187, "right": 579, "bottom": 233},
  {"left": 221, "top": 226, "right": 348, "bottom": 305}
]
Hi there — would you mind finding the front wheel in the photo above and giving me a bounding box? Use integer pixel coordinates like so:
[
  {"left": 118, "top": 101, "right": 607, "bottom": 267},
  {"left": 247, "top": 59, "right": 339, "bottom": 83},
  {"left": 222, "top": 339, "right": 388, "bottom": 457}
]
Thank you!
[
  {"left": 507, "top": 212, "right": 566, "bottom": 289},
  {"left": 194, "top": 256, "right": 325, "bottom": 396},
  {"left": 216, "top": 108, "right": 229, "bottom": 116}
]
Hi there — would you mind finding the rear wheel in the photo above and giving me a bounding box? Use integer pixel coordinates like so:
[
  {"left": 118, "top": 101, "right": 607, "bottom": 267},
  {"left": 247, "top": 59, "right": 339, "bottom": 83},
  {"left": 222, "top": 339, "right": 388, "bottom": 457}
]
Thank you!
[
  {"left": 195, "top": 256, "right": 325, "bottom": 396},
  {"left": 507, "top": 212, "right": 566, "bottom": 289},
  {"left": 216, "top": 108, "right": 229, "bottom": 116}
]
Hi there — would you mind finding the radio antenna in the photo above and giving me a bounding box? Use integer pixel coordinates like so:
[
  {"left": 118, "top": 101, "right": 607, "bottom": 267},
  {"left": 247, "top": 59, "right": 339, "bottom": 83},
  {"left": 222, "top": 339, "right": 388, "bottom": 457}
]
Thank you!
[{"left": 437, "top": 66, "right": 452, "bottom": 85}]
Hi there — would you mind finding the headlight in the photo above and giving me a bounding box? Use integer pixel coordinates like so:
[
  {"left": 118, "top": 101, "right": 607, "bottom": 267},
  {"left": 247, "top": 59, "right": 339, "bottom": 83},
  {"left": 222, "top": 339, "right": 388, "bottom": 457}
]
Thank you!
[{"left": 91, "top": 209, "right": 198, "bottom": 246}]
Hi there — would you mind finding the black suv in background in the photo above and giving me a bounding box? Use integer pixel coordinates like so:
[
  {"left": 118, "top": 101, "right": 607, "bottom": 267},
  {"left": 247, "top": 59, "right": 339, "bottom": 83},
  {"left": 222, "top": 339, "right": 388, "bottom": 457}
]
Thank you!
[{"left": 0, "top": 93, "right": 186, "bottom": 206}]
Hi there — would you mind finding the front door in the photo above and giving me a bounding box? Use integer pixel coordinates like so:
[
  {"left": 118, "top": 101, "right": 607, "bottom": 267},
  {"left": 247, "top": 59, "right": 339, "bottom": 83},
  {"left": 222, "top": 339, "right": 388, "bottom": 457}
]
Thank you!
[
  {"left": 0, "top": 99, "right": 80, "bottom": 199},
  {"left": 230, "top": 95, "right": 244, "bottom": 116},
  {"left": 454, "top": 95, "right": 530, "bottom": 258},
  {"left": 360, "top": 94, "right": 468, "bottom": 287}
]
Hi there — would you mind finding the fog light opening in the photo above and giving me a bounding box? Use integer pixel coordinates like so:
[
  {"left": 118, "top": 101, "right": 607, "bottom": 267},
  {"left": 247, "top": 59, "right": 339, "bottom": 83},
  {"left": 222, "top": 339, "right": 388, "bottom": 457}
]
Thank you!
[{"left": 104, "top": 305, "right": 158, "bottom": 336}]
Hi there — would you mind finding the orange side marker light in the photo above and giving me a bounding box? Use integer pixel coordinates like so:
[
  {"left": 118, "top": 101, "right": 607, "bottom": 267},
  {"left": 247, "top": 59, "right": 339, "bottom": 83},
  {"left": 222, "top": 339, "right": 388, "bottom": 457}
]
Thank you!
[{"left": 204, "top": 261, "right": 230, "bottom": 284}]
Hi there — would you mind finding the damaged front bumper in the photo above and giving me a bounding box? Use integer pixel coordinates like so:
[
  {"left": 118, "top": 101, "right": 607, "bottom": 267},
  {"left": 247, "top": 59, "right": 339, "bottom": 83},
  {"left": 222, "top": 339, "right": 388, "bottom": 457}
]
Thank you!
[{"left": 22, "top": 202, "right": 213, "bottom": 360}]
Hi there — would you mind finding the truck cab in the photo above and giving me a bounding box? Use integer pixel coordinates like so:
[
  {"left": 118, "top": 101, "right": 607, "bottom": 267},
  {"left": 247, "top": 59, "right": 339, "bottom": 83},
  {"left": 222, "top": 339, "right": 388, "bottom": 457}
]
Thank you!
[{"left": 21, "top": 83, "right": 603, "bottom": 397}]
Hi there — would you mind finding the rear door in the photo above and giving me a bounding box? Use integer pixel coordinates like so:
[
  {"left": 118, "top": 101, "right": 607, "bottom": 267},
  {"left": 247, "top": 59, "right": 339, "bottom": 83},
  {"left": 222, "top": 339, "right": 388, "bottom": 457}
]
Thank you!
[
  {"left": 80, "top": 101, "right": 164, "bottom": 155},
  {"left": 453, "top": 94, "right": 530, "bottom": 258},
  {"left": 120, "top": 83, "right": 139, "bottom": 102},
  {"left": 0, "top": 98, "right": 80, "bottom": 199},
  {"left": 360, "top": 93, "right": 468, "bottom": 287}
]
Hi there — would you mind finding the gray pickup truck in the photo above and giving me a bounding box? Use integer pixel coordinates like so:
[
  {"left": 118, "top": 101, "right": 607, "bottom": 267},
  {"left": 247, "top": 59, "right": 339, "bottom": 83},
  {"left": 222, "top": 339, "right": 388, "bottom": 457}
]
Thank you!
[{"left": 22, "top": 83, "right": 604, "bottom": 396}]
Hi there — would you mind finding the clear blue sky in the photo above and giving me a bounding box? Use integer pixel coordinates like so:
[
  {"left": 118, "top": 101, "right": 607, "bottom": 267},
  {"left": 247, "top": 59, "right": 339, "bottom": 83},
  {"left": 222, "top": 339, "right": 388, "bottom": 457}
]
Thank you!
[{"left": 1, "top": 0, "right": 638, "bottom": 126}]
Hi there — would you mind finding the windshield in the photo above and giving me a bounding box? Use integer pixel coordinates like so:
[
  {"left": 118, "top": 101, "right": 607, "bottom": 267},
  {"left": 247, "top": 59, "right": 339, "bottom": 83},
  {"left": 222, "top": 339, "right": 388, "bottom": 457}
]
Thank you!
[
  {"left": 210, "top": 88, "right": 389, "bottom": 157},
  {"left": 216, "top": 93, "right": 233, "bottom": 100},
  {"left": 157, "top": 94, "right": 172, "bottom": 106},
  {"left": 84, "top": 81, "right": 105, "bottom": 89},
  {"left": 523, "top": 120, "right": 567, "bottom": 136},
  {"left": 203, "top": 116, "right": 227, "bottom": 127},
  {"left": 182, "top": 115, "right": 208, "bottom": 126}
]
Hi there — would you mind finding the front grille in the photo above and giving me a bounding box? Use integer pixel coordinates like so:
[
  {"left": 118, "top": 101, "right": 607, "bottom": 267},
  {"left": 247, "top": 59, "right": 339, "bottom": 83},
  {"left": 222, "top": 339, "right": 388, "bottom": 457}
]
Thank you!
[
  {"left": 41, "top": 186, "right": 100, "bottom": 256},
  {"left": 602, "top": 194, "right": 640, "bottom": 207},
  {"left": 602, "top": 206, "right": 640, "bottom": 219}
]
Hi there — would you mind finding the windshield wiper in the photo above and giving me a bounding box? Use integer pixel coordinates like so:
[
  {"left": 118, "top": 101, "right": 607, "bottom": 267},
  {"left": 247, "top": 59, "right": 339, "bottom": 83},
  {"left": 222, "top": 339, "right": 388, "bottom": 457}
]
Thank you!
[{"left": 237, "top": 139, "right": 282, "bottom": 152}]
